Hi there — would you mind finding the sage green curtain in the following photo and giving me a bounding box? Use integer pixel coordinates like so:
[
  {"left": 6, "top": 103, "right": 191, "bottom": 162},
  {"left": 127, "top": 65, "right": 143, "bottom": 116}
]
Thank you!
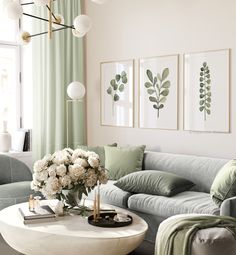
[{"left": 32, "top": 0, "right": 85, "bottom": 160}]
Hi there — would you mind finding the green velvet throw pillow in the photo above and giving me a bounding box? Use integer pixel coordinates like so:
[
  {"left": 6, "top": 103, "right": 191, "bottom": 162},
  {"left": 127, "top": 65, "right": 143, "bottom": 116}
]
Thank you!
[
  {"left": 115, "top": 170, "right": 195, "bottom": 197},
  {"left": 210, "top": 160, "right": 236, "bottom": 207},
  {"left": 104, "top": 145, "right": 146, "bottom": 180},
  {"left": 77, "top": 143, "right": 117, "bottom": 167}
]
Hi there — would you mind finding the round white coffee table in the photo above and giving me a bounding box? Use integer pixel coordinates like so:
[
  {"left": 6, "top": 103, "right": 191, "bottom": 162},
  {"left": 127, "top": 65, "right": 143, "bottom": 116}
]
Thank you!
[{"left": 0, "top": 201, "right": 147, "bottom": 255}]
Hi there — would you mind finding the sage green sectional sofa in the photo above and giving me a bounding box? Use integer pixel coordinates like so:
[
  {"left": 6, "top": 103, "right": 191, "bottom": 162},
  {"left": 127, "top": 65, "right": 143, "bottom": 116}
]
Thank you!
[
  {"left": 0, "top": 155, "right": 33, "bottom": 210},
  {"left": 97, "top": 151, "right": 234, "bottom": 250}
]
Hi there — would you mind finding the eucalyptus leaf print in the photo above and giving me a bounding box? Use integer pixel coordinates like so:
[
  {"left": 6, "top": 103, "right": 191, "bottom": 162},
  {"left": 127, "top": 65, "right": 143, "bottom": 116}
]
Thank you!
[
  {"left": 199, "top": 62, "right": 211, "bottom": 121},
  {"left": 145, "top": 68, "right": 171, "bottom": 118},
  {"left": 107, "top": 71, "right": 128, "bottom": 115}
]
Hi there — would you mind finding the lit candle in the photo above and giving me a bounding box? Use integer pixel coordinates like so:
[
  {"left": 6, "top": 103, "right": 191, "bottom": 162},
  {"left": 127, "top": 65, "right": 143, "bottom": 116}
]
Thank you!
[{"left": 97, "top": 181, "right": 100, "bottom": 219}]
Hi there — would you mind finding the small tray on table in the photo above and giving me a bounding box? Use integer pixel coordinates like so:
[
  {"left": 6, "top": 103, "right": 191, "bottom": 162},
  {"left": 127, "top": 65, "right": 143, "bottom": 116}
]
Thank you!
[{"left": 88, "top": 212, "right": 133, "bottom": 228}]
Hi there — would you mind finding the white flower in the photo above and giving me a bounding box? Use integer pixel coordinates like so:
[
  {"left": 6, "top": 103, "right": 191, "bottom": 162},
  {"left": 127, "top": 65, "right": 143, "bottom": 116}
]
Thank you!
[
  {"left": 31, "top": 180, "right": 41, "bottom": 191},
  {"left": 86, "top": 151, "right": 99, "bottom": 159},
  {"left": 33, "top": 159, "right": 47, "bottom": 172},
  {"left": 71, "top": 149, "right": 87, "bottom": 162},
  {"left": 74, "top": 158, "right": 89, "bottom": 168},
  {"left": 60, "top": 175, "right": 72, "bottom": 188},
  {"left": 88, "top": 156, "right": 99, "bottom": 168},
  {"left": 85, "top": 169, "right": 97, "bottom": 187},
  {"left": 33, "top": 170, "right": 48, "bottom": 182},
  {"left": 44, "top": 177, "right": 62, "bottom": 197},
  {"left": 63, "top": 148, "right": 73, "bottom": 155},
  {"left": 53, "top": 151, "right": 70, "bottom": 165},
  {"left": 43, "top": 154, "right": 53, "bottom": 162},
  {"left": 68, "top": 164, "right": 85, "bottom": 182},
  {"left": 48, "top": 164, "right": 57, "bottom": 177},
  {"left": 98, "top": 170, "right": 108, "bottom": 185},
  {"left": 56, "top": 164, "right": 67, "bottom": 177}
]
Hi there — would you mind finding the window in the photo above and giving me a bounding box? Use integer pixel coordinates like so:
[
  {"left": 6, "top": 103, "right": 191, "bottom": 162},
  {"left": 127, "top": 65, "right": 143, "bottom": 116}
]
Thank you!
[{"left": 0, "top": 9, "right": 20, "bottom": 134}]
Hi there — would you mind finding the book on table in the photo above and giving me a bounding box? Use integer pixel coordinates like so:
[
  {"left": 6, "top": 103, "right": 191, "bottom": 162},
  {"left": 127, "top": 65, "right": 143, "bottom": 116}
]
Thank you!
[{"left": 19, "top": 205, "right": 56, "bottom": 224}]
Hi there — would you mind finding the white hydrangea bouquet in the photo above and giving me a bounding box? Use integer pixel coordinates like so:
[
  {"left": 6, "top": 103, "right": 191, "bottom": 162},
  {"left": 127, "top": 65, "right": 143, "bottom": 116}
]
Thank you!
[{"left": 31, "top": 148, "right": 108, "bottom": 208}]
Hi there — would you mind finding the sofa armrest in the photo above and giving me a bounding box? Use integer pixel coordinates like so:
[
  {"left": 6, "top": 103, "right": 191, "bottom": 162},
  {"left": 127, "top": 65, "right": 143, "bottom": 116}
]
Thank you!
[
  {"left": 0, "top": 155, "right": 32, "bottom": 185},
  {"left": 220, "top": 196, "right": 236, "bottom": 217}
]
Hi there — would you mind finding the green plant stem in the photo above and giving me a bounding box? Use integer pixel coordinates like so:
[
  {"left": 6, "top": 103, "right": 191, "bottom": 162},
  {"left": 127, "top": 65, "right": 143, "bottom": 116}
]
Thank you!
[
  {"left": 154, "top": 82, "right": 160, "bottom": 119},
  {"left": 204, "top": 76, "right": 207, "bottom": 121}
]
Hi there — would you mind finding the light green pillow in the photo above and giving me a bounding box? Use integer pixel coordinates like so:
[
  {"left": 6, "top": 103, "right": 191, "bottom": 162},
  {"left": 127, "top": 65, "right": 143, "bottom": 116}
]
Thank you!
[
  {"left": 104, "top": 145, "right": 146, "bottom": 180},
  {"left": 77, "top": 143, "right": 117, "bottom": 167},
  {"left": 210, "top": 160, "right": 236, "bottom": 207},
  {"left": 115, "top": 170, "right": 195, "bottom": 197}
]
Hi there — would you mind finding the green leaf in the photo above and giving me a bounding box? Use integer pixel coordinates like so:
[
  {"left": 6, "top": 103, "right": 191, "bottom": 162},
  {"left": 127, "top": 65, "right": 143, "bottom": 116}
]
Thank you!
[
  {"left": 207, "top": 79, "right": 211, "bottom": 84},
  {"left": 145, "top": 82, "right": 152, "bottom": 88},
  {"left": 207, "top": 92, "right": 211, "bottom": 96},
  {"left": 162, "top": 81, "right": 170, "bottom": 88},
  {"left": 200, "top": 67, "right": 204, "bottom": 71},
  {"left": 147, "top": 89, "right": 155, "bottom": 95},
  {"left": 122, "top": 76, "right": 128, "bottom": 84},
  {"left": 200, "top": 83, "right": 204, "bottom": 87},
  {"left": 203, "top": 62, "right": 207, "bottom": 67},
  {"left": 206, "top": 74, "right": 210, "bottom": 79},
  {"left": 110, "top": 79, "right": 116, "bottom": 86},
  {"left": 119, "top": 84, "right": 125, "bottom": 92},
  {"left": 199, "top": 77, "right": 204, "bottom": 82},
  {"left": 154, "top": 76, "right": 157, "bottom": 85},
  {"left": 206, "top": 109, "right": 211, "bottom": 114},
  {"left": 206, "top": 97, "right": 211, "bottom": 102},
  {"left": 206, "top": 86, "right": 211, "bottom": 90},
  {"left": 161, "top": 89, "right": 169, "bottom": 96},
  {"left": 157, "top": 73, "right": 162, "bottom": 81},
  {"left": 147, "top": 70, "right": 153, "bottom": 83},
  {"left": 200, "top": 94, "right": 205, "bottom": 98},
  {"left": 199, "top": 100, "right": 205, "bottom": 105},
  {"left": 200, "top": 72, "right": 204, "bottom": 76},
  {"left": 206, "top": 103, "right": 211, "bottom": 108},
  {"left": 153, "top": 104, "right": 158, "bottom": 109},
  {"left": 107, "top": 87, "right": 112, "bottom": 95},
  {"left": 112, "top": 83, "right": 118, "bottom": 90},
  {"left": 159, "top": 104, "right": 164, "bottom": 109},
  {"left": 114, "top": 94, "right": 119, "bottom": 101},
  {"left": 199, "top": 106, "right": 204, "bottom": 112},
  {"left": 121, "top": 71, "right": 126, "bottom": 77},
  {"left": 162, "top": 68, "right": 169, "bottom": 81},
  {"left": 149, "top": 96, "right": 157, "bottom": 103},
  {"left": 115, "top": 74, "right": 121, "bottom": 82},
  {"left": 159, "top": 97, "right": 167, "bottom": 103},
  {"left": 199, "top": 89, "right": 204, "bottom": 93}
]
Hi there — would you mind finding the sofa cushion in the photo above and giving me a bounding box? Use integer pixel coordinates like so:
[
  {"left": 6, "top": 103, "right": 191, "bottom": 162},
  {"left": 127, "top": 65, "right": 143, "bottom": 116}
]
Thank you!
[
  {"left": 143, "top": 151, "right": 228, "bottom": 193},
  {"left": 210, "top": 160, "right": 236, "bottom": 207},
  {"left": 77, "top": 143, "right": 117, "bottom": 167},
  {"left": 0, "top": 181, "right": 32, "bottom": 210},
  {"left": 128, "top": 191, "right": 220, "bottom": 218},
  {"left": 115, "top": 170, "right": 195, "bottom": 197},
  {"left": 87, "top": 181, "right": 132, "bottom": 208},
  {"left": 105, "top": 145, "right": 146, "bottom": 180}
]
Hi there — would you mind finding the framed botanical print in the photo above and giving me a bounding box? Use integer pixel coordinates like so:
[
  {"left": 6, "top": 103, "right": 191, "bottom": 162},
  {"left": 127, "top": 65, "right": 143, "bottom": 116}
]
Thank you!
[
  {"left": 100, "top": 60, "right": 134, "bottom": 127},
  {"left": 139, "top": 55, "right": 178, "bottom": 129},
  {"left": 184, "top": 49, "right": 230, "bottom": 132}
]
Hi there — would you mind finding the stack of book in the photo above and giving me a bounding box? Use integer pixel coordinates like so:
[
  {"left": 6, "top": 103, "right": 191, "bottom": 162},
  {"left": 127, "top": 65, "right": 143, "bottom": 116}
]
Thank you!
[
  {"left": 19, "top": 205, "right": 56, "bottom": 224},
  {"left": 12, "top": 129, "right": 32, "bottom": 152}
]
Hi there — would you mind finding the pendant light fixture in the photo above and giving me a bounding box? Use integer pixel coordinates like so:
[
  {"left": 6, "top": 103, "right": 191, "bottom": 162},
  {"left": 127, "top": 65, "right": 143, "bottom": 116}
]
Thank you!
[{"left": 2, "top": 0, "right": 108, "bottom": 45}]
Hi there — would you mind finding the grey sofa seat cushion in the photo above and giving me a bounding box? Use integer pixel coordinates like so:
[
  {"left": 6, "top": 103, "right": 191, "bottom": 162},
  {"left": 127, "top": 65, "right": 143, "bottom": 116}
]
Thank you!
[
  {"left": 143, "top": 151, "right": 228, "bottom": 193},
  {"left": 128, "top": 191, "right": 220, "bottom": 218},
  {"left": 0, "top": 181, "right": 32, "bottom": 210},
  {"left": 87, "top": 181, "right": 132, "bottom": 208}
]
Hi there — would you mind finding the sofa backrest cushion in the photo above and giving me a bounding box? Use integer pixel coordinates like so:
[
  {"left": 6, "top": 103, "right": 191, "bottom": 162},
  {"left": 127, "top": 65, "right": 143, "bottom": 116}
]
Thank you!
[{"left": 143, "top": 151, "right": 228, "bottom": 193}]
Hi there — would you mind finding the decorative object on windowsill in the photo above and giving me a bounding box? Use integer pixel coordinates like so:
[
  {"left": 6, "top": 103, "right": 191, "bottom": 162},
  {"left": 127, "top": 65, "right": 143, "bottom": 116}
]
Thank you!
[
  {"left": 0, "top": 120, "right": 11, "bottom": 152},
  {"left": 2, "top": 0, "right": 108, "bottom": 45},
  {"left": 31, "top": 148, "right": 108, "bottom": 212}
]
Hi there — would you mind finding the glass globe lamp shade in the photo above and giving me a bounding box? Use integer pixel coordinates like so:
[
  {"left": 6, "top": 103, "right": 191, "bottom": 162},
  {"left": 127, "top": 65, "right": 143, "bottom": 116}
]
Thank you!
[
  {"left": 33, "top": 0, "right": 50, "bottom": 6},
  {"left": 72, "top": 29, "right": 86, "bottom": 38},
  {"left": 52, "top": 14, "right": 65, "bottom": 29},
  {"left": 91, "top": 0, "right": 108, "bottom": 4},
  {"left": 5, "top": 1, "right": 23, "bottom": 20},
  {"left": 74, "top": 15, "right": 92, "bottom": 34},
  {"left": 67, "top": 82, "right": 86, "bottom": 100}
]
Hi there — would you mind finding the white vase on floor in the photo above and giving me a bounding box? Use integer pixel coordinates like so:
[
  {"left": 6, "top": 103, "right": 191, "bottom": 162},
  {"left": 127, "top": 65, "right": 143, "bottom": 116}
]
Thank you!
[{"left": 0, "top": 121, "right": 11, "bottom": 152}]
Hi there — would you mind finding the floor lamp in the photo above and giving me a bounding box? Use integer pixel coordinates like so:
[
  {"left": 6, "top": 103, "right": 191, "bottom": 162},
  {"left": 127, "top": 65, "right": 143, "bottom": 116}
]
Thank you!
[{"left": 66, "top": 81, "right": 86, "bottom": 147}]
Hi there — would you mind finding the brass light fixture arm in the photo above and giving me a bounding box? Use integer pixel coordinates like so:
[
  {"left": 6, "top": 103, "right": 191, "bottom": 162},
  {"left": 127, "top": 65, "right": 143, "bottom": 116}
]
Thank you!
[{"left": 28, "top": 27, "right": 67, "bottom": 38}]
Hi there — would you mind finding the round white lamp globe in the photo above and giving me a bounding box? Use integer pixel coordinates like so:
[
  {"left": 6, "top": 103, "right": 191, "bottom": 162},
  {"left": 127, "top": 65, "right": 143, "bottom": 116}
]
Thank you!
[
  {"left": 33, "top": 0, "right": 50, "bottom": 6},
  {"left": 74, "top": 15, "right": 92, "bottom": 34},
  {"left": 67, "top": 82, "right": 86, "bottom": 100},
  {"left": 5, "top": 1, "right": 23, "bottom": 20},
  {"left": 91, "top": 0, "right": 108, "bottom": 4},
  {"left": 72, "top": 29, "right": 86, "bottom": 38}
]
